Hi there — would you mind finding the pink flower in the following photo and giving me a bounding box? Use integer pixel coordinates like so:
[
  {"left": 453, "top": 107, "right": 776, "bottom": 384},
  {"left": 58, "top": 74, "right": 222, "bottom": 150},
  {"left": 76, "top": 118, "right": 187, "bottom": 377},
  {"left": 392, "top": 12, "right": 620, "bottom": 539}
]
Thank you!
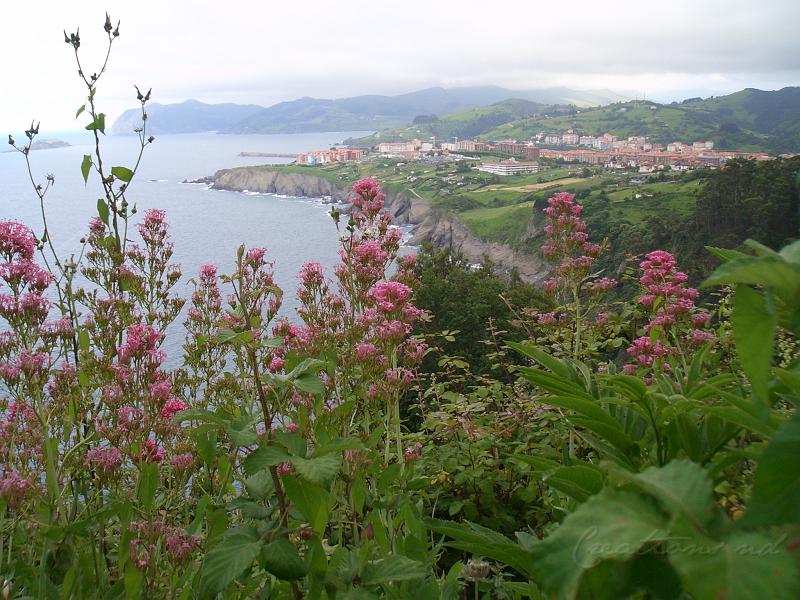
[
  {"left": 0, "top": 221, "right": 36, "bottom": 260},
  {"left": 370, "top": 281, "right": 412, "bottom": 314},
  {"left": 141, "top": 438, "right": 165, "bottom": 463},
  {"left": 171, "top": 453, "right": 195, "bottom": 472},
  {"left": 0, "top": 471, "right": 35, "bottom": 508},
  {"left": 86, "top": 446, "right": 123, "bottom": 475},
  {"left": 161, "top": 398, "right": 187, "bottom": 421}
]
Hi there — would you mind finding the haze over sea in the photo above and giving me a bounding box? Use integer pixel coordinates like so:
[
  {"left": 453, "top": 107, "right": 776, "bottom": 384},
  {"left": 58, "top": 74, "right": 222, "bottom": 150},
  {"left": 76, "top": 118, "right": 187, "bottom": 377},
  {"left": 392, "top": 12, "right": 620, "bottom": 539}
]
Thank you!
[{"left": 0, "top": 130, "right": 374, "bottom": 362}]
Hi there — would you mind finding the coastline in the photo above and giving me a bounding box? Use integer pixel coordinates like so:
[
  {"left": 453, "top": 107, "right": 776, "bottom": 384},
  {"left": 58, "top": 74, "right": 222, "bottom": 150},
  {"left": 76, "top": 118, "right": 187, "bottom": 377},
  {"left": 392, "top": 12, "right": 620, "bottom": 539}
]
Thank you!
[{"left": 209, "top": 166, "right": 548, "bottom": 283}]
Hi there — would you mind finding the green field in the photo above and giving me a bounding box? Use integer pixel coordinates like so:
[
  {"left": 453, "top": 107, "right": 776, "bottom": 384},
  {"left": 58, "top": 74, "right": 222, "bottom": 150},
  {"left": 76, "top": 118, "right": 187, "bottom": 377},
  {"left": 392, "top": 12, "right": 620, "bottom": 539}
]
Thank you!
[{"left": 257, "top": 160, "right": 704, "bottom": 251}]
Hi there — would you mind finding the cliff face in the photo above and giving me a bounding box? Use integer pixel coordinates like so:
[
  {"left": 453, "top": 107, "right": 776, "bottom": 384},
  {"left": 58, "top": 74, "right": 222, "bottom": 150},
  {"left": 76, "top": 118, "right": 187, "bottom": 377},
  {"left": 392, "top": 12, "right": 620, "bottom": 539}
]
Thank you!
[{"left": 211, "top": 167, "right": 548, "bottom": 283}]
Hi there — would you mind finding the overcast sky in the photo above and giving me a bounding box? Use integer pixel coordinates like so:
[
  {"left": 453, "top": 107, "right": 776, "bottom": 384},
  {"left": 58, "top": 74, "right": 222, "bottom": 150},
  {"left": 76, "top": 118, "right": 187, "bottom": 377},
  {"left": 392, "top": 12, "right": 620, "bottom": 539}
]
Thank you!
[{"left": 4, "top": 0, "right": 799, "bottom": 132}]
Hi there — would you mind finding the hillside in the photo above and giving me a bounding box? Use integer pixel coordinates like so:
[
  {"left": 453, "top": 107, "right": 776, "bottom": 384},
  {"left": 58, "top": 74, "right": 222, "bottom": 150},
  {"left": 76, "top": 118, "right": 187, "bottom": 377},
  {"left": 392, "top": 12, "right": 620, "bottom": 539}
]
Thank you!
[
  {"left": 478, "top": 88, "right": 800, "bottom": 152},
  {"left": 111, "top": 99, "right": 264, "bottom": 135},
  {"left": 351, "top": 99, "right": 574, "bottom": 145}
]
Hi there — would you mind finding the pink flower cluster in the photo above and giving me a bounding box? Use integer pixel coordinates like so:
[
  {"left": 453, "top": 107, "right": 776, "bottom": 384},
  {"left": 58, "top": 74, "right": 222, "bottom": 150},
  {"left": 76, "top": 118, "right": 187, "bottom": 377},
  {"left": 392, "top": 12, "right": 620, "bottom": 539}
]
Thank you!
[
  {"left": 288, "top": 178, "right": 426, "bottom": 409},
  {"left": 117, "top": 323, "right": 161, "bottom": 364},
  {"left": 625, "top": 251, "right": 715, "bottom": 377},
  {"left": 0, "top": 221, "right": 36, "bottom": 261},
  {"left": 540, "top": 192, "right": 610, "bottom": 293},
  {"left": 86, "top": 445, "right": 123, "bottom": 476},
  {"left": 351, "top": 177, "right": 386, "bottom": 217},
  {"left": 0, "top": 470, "right": 35, "bottom": 508}
]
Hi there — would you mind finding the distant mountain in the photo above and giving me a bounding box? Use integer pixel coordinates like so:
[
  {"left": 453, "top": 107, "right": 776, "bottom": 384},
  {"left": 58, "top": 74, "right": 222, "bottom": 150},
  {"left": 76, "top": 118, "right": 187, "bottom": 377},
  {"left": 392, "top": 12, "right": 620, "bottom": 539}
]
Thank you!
[
  {"left": 111, "top": 87, "right": 629, "bottom": 136},
  {"left": 473, "top": 87, "right": 800, "bottom": 153},
  {"left": 224, "top": 86, "right": 628, "bottom": 134},
  {"left": 351, "top": 98, "right": 578, "bottom": 145},
  {"left": 111, "top": 99, "right": 264, "bottom": 135}
]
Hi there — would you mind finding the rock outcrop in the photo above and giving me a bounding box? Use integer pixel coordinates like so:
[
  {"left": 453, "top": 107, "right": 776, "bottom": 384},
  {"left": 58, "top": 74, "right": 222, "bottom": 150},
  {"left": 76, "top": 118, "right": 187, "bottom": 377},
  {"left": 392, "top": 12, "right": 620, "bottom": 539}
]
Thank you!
[{"left": 211, "top": 167, "right": 548, "bottom": 283}]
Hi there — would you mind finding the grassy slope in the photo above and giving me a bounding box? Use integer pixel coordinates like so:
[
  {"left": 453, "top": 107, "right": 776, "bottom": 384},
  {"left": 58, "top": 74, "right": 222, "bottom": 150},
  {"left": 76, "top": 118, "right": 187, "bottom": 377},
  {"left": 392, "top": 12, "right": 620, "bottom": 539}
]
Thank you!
[
  {"left": 249, "top": 161, "right": 703, "bottom": 255},
  {"left": 353, "top": 88, "right": 800, "bottom": 153}
]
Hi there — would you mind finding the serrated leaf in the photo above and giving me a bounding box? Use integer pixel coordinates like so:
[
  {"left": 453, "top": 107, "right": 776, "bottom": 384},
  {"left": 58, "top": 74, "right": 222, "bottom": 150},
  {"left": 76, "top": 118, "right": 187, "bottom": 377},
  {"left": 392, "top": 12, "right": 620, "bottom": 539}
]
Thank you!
[
  {"left": 244, "top": 445, "right": 291, "bottom": 474},
  {"left": 623, "top": 460, "right": 715, "bottom": 527},
  {"left": 532, "top": 488, "right": 670, "bottom": 599},
  {"left": 291, "top": 454, "right": 341, "bottom": 486},
  {"left": 540, "top": 463, "right": 603, "bottom": 502},
  {"left": 670, "top": 531, "right": 800, "bottom": 600},
  {"left": 81, "top": 154, "right": 92, "bottom": 184},
  {"left": 292, "top": 371, "right": 324, "bottom": 395},
  {"left": 282, "top": 476, "right": 330, "bottom": 534},
  {"left": 111, "top": 165, "right": 134, "bottom": 183},
  {"left": 263, "top": 538, "right": 308, "bottom": 581},
  {"left": 244, "top": 469, "right": 274, "bottom": 500},
  {"left": 200, "top": 527, "right": 262, "bottom": 594},
  {"left": 703, "top": 255, "right": 800, "bottom": 294},
  {"left": 361, "top": 555, "right": 427, "bottom": 586}
]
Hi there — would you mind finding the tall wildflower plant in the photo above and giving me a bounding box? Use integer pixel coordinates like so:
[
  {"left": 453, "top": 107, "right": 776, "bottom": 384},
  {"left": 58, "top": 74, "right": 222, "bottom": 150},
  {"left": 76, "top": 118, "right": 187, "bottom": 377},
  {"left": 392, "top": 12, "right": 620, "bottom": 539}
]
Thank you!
[
  {"left": 625, "top": 250, "right": 715, "bottom": 383},
  {"left": 540, "top": 192, "right": 615, "bottom": 358},
  {"left": 290, "top": 178, "right": 427, "bottom": 465}
]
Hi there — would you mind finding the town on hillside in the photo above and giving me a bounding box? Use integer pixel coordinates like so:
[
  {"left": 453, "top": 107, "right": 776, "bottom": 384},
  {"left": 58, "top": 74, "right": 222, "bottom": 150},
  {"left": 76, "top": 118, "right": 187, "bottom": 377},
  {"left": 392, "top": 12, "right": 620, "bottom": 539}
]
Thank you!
[{"left": 294, "top": 129, "right": 776, "bottom": 175}]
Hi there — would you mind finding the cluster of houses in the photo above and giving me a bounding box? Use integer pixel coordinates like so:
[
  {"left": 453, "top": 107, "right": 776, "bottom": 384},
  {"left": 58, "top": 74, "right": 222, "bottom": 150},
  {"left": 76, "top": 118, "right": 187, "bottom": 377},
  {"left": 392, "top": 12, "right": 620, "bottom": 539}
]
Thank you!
[
  {"left": 294, "top": 147, "right": 364, "bottom": 165},
  {"left": 293, "top": 129, "right": 773, "bottom": 173}
]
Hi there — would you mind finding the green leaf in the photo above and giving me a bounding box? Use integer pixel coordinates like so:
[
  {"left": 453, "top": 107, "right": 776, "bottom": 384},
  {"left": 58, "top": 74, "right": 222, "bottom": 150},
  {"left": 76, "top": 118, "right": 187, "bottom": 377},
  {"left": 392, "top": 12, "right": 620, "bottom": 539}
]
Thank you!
[
  {"left": 78, "top": 328, "right": 90, "bottom": 352},
  {"left": 243, "top": 445, "right": 291, "bottom": 474},
  {"left": 136, "top": 462, "right": 159, "bottom": 511},
  {"left": 81, "top": 154, "right": 92, "bottom": 184},
  {"left": 670, "top": 532, "right": 800, "bottom": 600},
  {"left": 282, "top": 476, "right": 330, "bottom": 534},
  {"left": 262, "top": 538, "right": 308, "bottom": 581},
  {"left": 124, "top": 564, "right": 143, "bottom": 600},
  {"left": 97, "top": 198, "right": 110, "bottom": 226},
  {"left": 703, "top": 255, "right": 800, "bottom": 294},
  {"left": 111, "top": 166, "right": 134, "bottom": 183},
  {"left": 292, "top": 371, "right": 324, "bottom": 395},
  {"left": 541, "top": 464, "right": 604, "bottom": 503},
  {"left": 215, "top": 328, "right": 254, "bottom": 346},
  {"left": 532, "top": 488, "right": 670, "bottom": 599},
  {"left": 742, "top": 411, "right": 800, "bottom": 527},
  {"left": 779, "top": 239, "right": 800, "bottom": 264},
  {"left": 173, "top": 408, "right": 229, "bottom": 426},
  {"left": 508, "top": 341, "right": 575, "bottom": 380},
  {"left": 704, "top": 245, "right": 750, "bottom": 262},
  {"left": 244, "top": 469, "right": 275, "bottom": 501},
  {"left": 226, "top": 415, "right": 259, "bottom": 447},
  {"left": 426, "top": 518, "right": 533, "bottom": 578},
  {"left": 200, "top": 527, "right": 262, "bottom": 594},
  {"left": 291, "top": 454, "right": 341, "bottom": 486},
  {"left": 85, "top": 113, "right": 106, "bottom": 134},
  {"left": 360, "top": 555, "right": 427, "bottom": 586},
  {"left": 75, "top": 105, "right": 86, "bottom": 119},
  {"left": 732, "top": 285, "right": 776, "bottom": 403},
  {"left": 622, "top": 460, "right": 715, "bottom": 527},
  {"left": 193, "top": 429, "right": 217, "bottom": 467}
]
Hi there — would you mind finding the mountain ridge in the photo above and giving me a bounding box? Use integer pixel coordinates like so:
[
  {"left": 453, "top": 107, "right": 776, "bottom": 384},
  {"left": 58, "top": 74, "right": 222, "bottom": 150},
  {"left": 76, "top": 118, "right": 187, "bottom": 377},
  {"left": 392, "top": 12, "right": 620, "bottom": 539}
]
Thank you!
[{"left": 111, "top": 86, "right": 629, "bottom": 135}]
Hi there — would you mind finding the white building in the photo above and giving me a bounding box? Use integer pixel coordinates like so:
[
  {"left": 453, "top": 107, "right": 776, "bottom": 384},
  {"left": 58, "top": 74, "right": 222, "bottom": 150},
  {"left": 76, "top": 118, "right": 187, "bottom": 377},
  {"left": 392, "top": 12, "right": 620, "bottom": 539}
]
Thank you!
[{"left": 477, "top": 160, "right": 539, "bottom": 176}]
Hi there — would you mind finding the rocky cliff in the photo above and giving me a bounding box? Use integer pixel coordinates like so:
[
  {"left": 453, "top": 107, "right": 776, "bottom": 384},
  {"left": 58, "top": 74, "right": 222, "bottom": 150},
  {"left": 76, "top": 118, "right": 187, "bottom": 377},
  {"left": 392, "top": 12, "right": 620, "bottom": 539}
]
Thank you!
[{"left": 211, "top": 167, "right": 548, "bottom": 283}]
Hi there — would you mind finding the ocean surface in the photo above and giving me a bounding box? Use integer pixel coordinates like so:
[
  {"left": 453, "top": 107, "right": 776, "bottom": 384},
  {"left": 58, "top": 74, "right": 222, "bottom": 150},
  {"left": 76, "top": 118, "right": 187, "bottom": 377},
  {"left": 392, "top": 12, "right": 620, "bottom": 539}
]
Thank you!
[{"left": 0, "top": 130, "right": 377, "bottom": 363}]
